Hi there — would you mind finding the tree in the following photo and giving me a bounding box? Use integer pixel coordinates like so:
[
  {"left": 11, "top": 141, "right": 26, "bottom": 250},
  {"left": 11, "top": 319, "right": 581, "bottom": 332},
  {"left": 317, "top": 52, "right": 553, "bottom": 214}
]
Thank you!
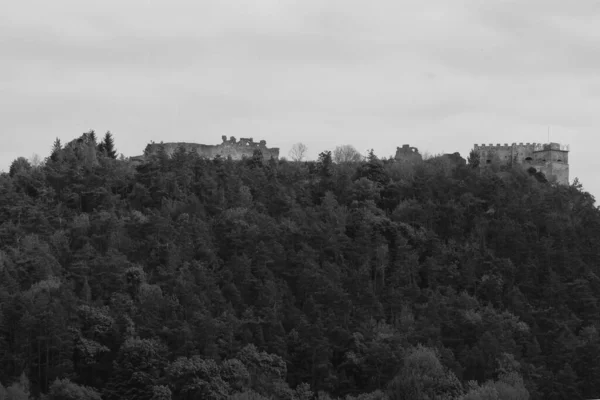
[
  {"left": 150, "top": 385, "right": 172, "bottom": 400},
  {"left": 333, "top": 145, "right": 363, "bottom": 163},
  {"left": 316, "top": 151, "right": 333, "bottom": 178},
  {"left": 98, "top": 131, "right": 117, "bottom": 159},
  {"left": 387, "top": 345, "right": 463, "bottom": 400},
  {"left": 103, "top": 338, "right": 165, "bottom": 400},
  {"left": 29, "top": 154, "right": 43, "bottom": 168},
  {"left": 289, "top": 143, "right": 308, "bottom": 162},
  {"left": 467, "top": 150, "right": 480, "bottom": 169},
  {"left": 50, "top": 137, "right": 62, "bottom": 162},
  {"left": 47, "top": 378, "right": 102, "bottom": 400},
  {"left": 1, "top": 373, "right": 31, "bottom": 400},
  {"left": 366, "top": 149, "right": 378, "bottom": 162},
  {"left": 9, "top": 157, "right": 31, "bottom": 177},
  {"left": 220, "top": 358, "right": 251, "bottom": 393},
  {"left": 237, "top": 344, "right": 289, "bottom": 396},
  {"left": 165, "top": 356, "right": 230, "bottom": 399},
  {"left": 249, "top": 149, "right": 264, "bottom": 169},
  {"left": 460, "top": 372, "right": 530, "bottom": 400},
  {"left": 86, "top": 130, "right": 97, "bottom": 144}
]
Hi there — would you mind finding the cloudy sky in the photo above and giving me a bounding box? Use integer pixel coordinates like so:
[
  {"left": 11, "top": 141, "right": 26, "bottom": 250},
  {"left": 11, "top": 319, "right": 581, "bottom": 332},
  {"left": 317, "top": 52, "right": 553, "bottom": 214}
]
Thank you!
[{"left": 2, "top": 0, "right": 599, "bottom": 197}]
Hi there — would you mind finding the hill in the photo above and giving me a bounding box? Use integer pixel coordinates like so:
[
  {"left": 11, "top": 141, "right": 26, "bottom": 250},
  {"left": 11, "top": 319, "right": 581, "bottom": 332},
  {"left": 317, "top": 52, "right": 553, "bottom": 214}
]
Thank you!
[{"left": 1, "top": 133, "right": 599, "bottom": 399}]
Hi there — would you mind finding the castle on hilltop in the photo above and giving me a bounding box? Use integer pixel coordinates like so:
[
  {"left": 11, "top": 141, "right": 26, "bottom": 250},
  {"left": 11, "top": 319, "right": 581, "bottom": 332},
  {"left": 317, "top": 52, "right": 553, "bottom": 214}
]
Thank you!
[
  {"left": 141, "top": 136, "right": 280, "bottom": 161},
  {"left": 132, "top": 136, "right": 569, "bottom": 185},
  {"left": 473, "top": 142, "right": 570, "bottom": 185}
]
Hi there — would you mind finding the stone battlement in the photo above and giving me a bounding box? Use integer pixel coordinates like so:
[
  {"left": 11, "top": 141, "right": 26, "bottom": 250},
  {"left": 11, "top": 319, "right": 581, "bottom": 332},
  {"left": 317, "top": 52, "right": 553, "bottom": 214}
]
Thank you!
[
  {"left": 474, "top": 142, "right": 570, "bottom": 152},
  {"left": 474, "top": 143, "right": 538, "bottom": 150}
]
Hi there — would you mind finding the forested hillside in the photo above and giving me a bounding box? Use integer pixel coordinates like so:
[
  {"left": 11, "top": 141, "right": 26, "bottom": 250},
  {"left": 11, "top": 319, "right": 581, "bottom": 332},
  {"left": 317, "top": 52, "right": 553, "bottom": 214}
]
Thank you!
[{"left": 1, "top": 132, "right": 599, "bottom": 399}]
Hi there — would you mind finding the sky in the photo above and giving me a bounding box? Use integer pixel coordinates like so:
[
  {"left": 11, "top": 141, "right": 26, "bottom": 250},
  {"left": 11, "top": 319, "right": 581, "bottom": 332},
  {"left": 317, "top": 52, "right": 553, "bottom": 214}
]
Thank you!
[{"left": 1, "top": 0, "right": 599, "bottom": 198}]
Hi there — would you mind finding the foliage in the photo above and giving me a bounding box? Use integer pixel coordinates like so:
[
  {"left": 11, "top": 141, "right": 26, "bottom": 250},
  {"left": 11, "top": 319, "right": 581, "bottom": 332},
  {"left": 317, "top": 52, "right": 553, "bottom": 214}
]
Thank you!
[
  {"left": 387, "top": 345, "right": 463, "bottom": 400},
  {"left": 9, "top": 157, "right": 32, "bottom": 177},
  {"left": 333, "top": 145, "right": 363, "bottom": 163},
  {"left": 46, "top": 378, "right": 102, "bottom": 400},
  {"left": 0, "top": 374, "right": 30, "bottom": 400},
  {"left": 0, "top": 133, "right": 598, "bottom": 399}
]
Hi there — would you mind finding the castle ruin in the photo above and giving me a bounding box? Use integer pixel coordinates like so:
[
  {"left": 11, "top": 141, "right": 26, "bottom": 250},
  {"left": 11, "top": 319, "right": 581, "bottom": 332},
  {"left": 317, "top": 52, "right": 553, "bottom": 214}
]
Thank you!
[
  {"left": 142, "top": 136, "right": 280, "bottom": 161},
  {"left": 473, "top": 142, "right": 569, "bottom": 185},
  {"left": 395, "top": 144, "right": 423, "bottom": 164},
  {"left": 394, "top": 144, "right": 467, "bottom": 167}
]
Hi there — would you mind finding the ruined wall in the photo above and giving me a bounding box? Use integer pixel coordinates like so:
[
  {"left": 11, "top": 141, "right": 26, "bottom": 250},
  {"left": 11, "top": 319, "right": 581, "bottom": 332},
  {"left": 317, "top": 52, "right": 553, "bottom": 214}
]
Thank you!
[
  {"left": 473, "top": 142, "right": 569, "bottom": 185},
  {"left": 395, "top": 144, "right": 423, "bottom": 164},
  {"left": 441, "top": 152, "right": 466, "bottom": 167},
  {"left": 144, "top": 136, "right": 280, "bottom": 160}
]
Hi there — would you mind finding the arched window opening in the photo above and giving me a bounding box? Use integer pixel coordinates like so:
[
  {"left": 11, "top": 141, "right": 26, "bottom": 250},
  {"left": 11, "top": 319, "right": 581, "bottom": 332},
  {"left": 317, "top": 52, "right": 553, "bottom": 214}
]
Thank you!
[
  {"left": 525, "top": 157, "right": 533, "bottom": 162},
  {"left": 486, "top": 160, "right": 491, "bottom": 164}
]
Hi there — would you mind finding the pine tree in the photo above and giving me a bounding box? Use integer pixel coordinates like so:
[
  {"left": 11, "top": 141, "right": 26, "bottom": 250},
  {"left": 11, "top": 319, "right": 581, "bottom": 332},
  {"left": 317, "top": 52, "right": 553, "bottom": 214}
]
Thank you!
[
  {"left": 86, "top": 130, "right": 97, "bottom": 144},
  {"left": 50, "top": 137, "right": 62, "bottom": 162},
  {"left": 99, "top": 131, "right": 117, "bottom": 159}
]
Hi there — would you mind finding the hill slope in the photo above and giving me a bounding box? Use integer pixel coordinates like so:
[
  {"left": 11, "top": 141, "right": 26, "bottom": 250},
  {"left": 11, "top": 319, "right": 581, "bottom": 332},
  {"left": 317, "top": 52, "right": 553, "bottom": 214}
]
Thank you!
[{"left": 1, "top": 134, "right": 599, "bottom": 399}]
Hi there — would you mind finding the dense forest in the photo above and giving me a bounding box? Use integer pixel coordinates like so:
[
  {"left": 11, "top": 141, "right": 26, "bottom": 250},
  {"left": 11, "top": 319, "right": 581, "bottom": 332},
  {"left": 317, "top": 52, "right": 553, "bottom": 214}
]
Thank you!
[{"left": 1, "top": 131, "right": 599, "bottom": 399}]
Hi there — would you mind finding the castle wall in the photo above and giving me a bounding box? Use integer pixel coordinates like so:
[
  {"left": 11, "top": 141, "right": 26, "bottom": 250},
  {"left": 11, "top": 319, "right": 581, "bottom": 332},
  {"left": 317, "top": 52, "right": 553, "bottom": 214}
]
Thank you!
[
  {"left": 473, "top": 142, "right": 569, "bottom": 185},
  {"left": 144, "top": 136, "right": 280, "bottom": 161},
  {"left": 474, "top": 143, "right": 540, "bottom": 165},
  {"left": 475, "top": 144, "right": 509, "bottom": 165},
  {"left": 550, "top": 162, "right": 569, "bottom": 185},
  {"left": 535, "top": 162, "right": 569, "bottom": 185},
  {"left": 512, "top": 143, "right": 538, "bottom": 163}
]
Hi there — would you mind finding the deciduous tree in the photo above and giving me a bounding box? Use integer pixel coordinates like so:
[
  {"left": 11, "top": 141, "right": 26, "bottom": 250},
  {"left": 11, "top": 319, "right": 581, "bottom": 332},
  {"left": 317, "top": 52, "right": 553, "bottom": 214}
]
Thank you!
[
  {"left": 288, "top": 143, "right": 308, "bottom": 162},
  {"left": 333, "top": 144, "right": 363, "bottom": 163}
]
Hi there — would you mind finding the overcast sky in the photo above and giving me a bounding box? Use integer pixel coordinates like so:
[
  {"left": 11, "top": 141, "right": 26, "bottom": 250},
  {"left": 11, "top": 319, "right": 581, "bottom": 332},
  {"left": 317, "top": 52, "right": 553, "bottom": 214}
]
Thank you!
[{"left": 2, "top": 0, "right": 599, "bottom": 198}]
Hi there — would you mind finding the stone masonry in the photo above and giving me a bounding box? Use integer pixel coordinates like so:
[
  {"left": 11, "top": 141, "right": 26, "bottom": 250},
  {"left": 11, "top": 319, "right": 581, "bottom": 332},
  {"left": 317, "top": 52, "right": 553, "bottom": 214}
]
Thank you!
[{"left": 473, "top": 142, "right": 569, "bottom": 185}]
